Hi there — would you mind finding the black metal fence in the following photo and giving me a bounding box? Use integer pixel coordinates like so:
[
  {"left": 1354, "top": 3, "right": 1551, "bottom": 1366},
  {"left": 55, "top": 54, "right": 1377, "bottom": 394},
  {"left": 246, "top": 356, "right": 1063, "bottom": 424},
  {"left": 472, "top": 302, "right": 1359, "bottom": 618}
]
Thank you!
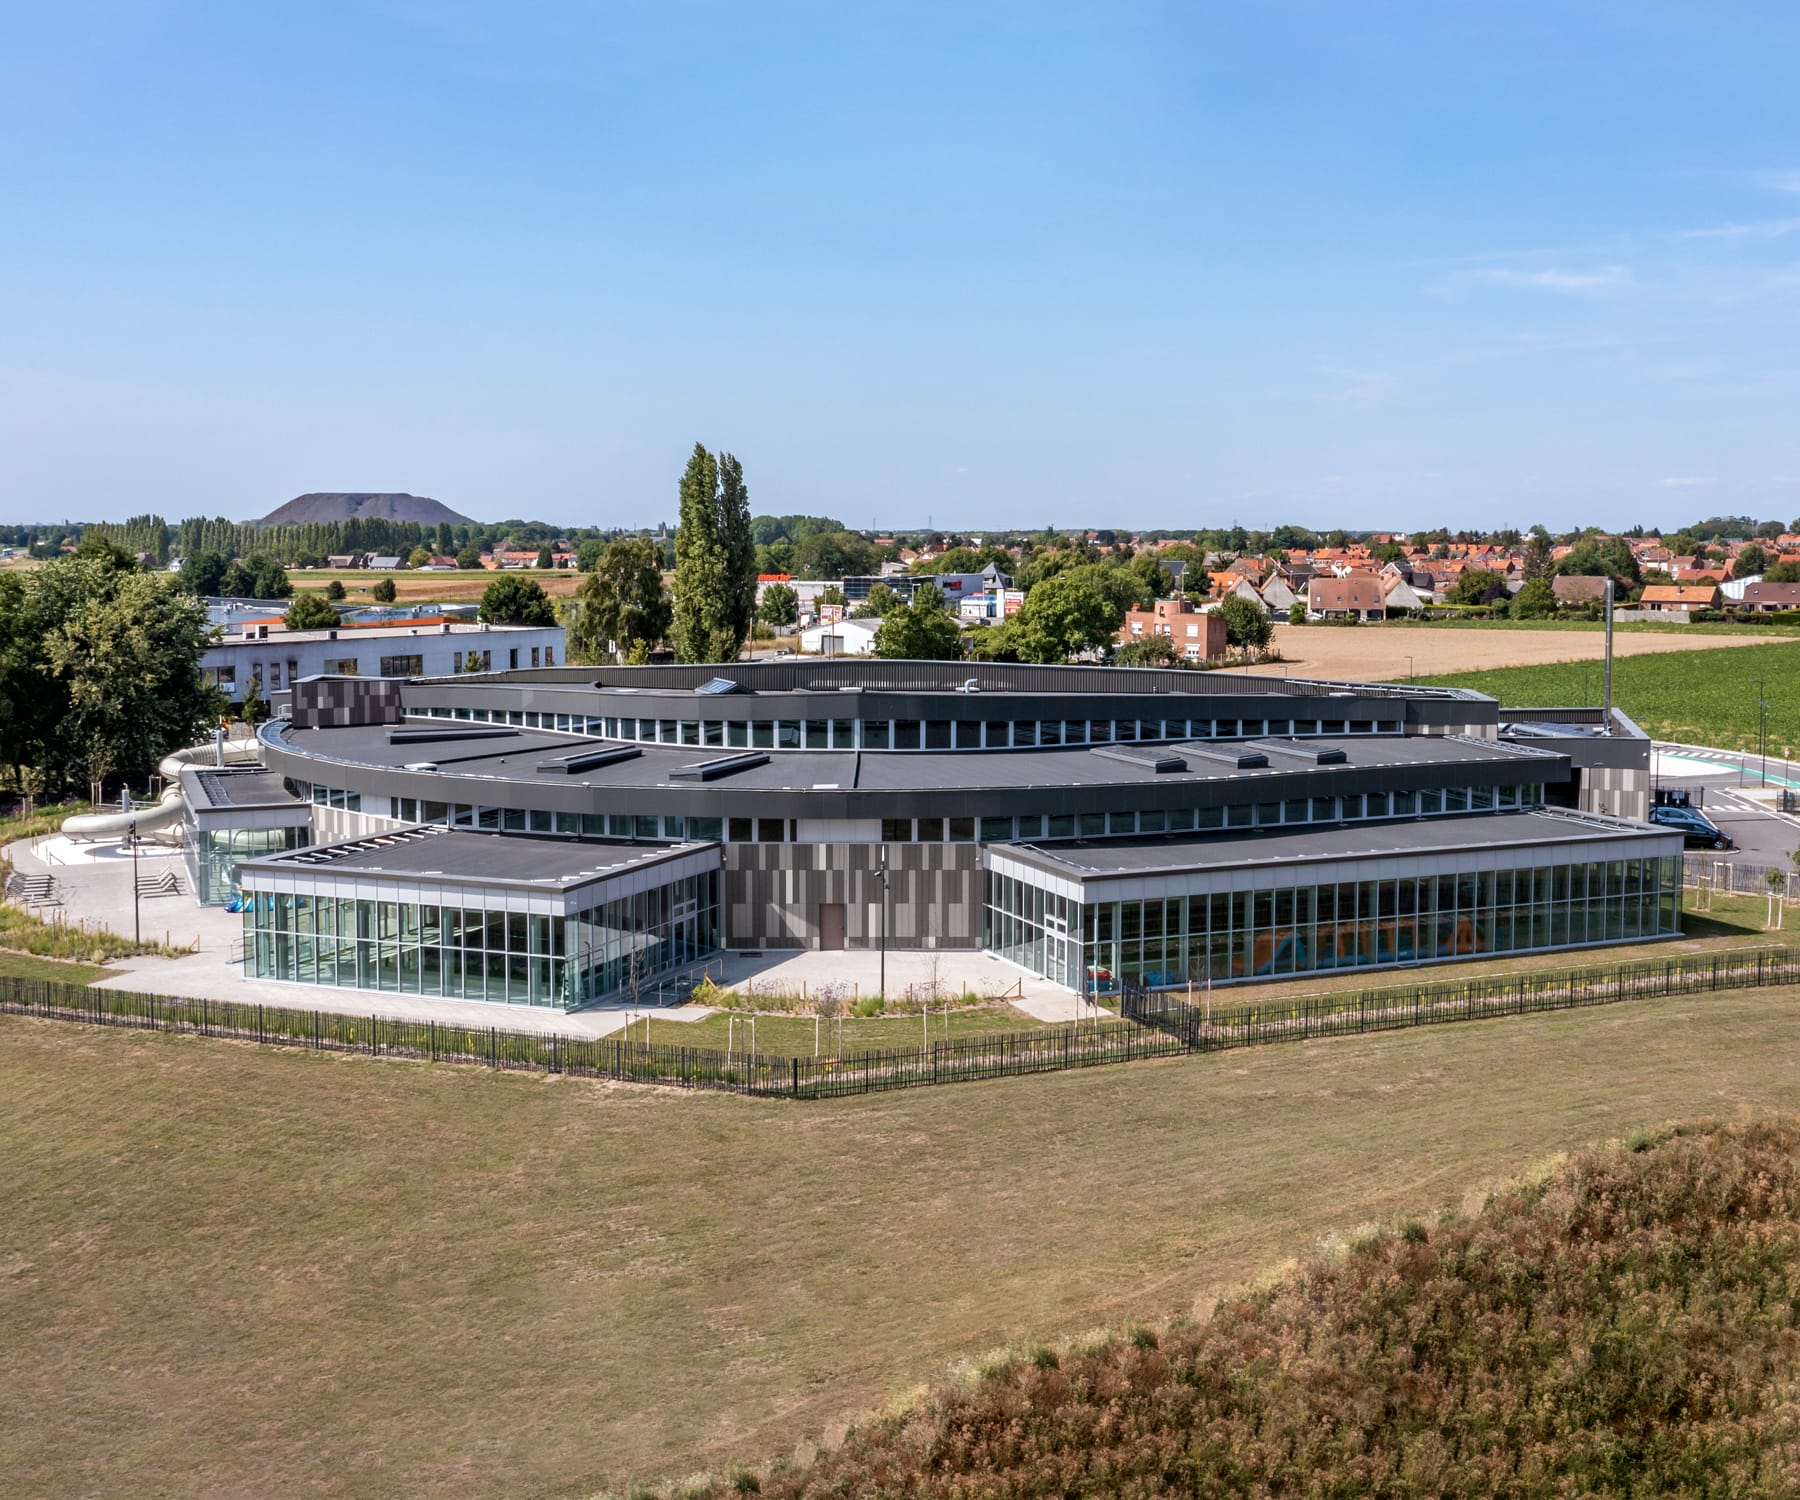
[
  {"left": 4, "top": 944, "right": 1799, "bottom": 1100},
  {"left": 1121, "top": 946, "right": 1800, "bottom": 1052}
]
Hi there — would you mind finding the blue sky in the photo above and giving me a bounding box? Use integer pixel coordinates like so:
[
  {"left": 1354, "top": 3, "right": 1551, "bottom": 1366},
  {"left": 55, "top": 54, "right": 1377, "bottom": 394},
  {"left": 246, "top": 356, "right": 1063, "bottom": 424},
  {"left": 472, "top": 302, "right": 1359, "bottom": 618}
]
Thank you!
[{"left": 5, "top": 1, "right": 1800, "bottom": 532}]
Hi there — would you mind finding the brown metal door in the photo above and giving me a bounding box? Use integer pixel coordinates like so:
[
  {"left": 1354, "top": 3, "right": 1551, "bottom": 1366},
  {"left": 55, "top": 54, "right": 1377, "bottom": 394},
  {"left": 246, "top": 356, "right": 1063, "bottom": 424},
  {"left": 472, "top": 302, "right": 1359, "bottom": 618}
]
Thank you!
[{"left": 818, "top": 902, "right": 846, "bottom": 950}]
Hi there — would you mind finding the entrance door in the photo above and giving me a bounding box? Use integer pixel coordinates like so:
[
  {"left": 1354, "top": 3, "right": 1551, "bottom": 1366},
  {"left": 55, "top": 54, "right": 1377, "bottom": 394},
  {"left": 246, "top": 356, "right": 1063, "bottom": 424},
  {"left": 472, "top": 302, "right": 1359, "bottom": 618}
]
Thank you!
[{"left": 817, "top": 902, "right": 846, "bottom": 950}]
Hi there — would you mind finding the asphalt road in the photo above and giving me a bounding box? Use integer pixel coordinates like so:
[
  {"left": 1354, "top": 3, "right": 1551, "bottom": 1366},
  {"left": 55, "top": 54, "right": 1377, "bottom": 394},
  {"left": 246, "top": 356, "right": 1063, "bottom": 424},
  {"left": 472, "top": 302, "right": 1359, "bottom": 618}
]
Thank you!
[{"left": 1652, "top": 740, "right": 1800, "bottom": 870}]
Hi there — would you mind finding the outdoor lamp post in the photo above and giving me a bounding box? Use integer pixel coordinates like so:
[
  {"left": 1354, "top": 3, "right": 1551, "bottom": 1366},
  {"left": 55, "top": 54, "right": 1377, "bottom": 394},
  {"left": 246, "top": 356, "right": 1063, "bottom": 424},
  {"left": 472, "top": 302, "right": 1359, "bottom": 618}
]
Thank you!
[
  {"left": 130, "top": 817, "right": 140, "bottom": 947},
  {"left": 875, "top": 845, "right": 889, "bottom": 1000},
  {"left": 1749, "top": 678, "right": 1768, "bottom": 787}
]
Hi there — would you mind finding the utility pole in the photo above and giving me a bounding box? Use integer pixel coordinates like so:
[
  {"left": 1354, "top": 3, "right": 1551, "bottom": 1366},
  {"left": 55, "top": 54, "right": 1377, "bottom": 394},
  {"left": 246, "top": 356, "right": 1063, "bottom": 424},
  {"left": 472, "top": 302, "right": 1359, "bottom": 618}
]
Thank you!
[{"left": 130, "top": 818, "right": 140, "bottom": 947}]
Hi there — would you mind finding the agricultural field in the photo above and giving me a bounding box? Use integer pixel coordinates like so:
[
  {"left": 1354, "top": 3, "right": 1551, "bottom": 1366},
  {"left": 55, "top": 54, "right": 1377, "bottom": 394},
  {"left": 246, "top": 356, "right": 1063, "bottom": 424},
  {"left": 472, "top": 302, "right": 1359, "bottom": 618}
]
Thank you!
[
  {"left": 1229, "top": 622, "right": 1794, "bottom": 686},
  {"left": 9, "top": 978, "right": 1800, "bottom": 1497},
  {"left": 1416, "top": 639, "right": 1800, "bottom": 754},
  {"left": 285, "top": 568, "right": 588, "bottom": 606}
]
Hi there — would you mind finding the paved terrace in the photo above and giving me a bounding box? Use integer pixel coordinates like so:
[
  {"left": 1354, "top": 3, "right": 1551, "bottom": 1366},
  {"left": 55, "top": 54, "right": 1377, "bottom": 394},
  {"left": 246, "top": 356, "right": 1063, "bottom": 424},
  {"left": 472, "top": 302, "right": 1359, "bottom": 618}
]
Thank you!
[{"left": 6, "top": 832, "right": 1084, "bottom": 1031}]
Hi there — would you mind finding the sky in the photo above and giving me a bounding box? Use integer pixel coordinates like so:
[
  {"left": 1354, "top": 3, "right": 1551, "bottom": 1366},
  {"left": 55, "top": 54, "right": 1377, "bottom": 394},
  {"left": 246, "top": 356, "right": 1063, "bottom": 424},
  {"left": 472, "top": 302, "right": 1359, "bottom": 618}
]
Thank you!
[{"left": 4, "top": 2, "right": 1800, "bottom": 534}]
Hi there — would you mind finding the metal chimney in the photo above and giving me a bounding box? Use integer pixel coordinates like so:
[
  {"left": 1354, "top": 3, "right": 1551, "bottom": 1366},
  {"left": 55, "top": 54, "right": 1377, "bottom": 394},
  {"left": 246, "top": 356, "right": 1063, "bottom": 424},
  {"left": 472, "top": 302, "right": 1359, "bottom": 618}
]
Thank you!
[{"left": 1602, "top": 576, "right": 1614, "bottom": 734}]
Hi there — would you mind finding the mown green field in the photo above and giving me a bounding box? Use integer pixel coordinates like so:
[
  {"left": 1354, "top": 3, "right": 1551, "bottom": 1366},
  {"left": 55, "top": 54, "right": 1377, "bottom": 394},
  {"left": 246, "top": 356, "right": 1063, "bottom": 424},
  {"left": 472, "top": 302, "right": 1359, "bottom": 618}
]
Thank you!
[{"left": 1418, "top": 639, "right": 1800, "bottom": 754}]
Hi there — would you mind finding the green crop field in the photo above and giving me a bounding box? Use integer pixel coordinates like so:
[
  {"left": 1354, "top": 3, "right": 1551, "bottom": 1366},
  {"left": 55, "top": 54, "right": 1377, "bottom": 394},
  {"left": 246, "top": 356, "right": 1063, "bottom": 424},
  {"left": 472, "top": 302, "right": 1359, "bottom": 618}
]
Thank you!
[
  {"left": 1418, "top": 639, "right": 1800, "bottom": 755},
  {"left": 11, "top": 978, "right": 1800, "bottom": 1497}
]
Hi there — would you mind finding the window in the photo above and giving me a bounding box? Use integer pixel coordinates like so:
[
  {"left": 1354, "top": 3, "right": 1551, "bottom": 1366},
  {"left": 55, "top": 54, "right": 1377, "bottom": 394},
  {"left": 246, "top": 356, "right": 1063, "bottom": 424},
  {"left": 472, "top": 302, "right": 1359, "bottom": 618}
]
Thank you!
[
  {"left": 756, "top": 818, "right": 786, "bottom": 843},
  {"left": 881, "top": 818, "right": 911, "bottom": 841},
  {"left": 379, "top": 654, "right": 424, "bottom": 677},
  {"left": 531, "top": 647, "right": 541, "bottom": 668},
  {"left": 322, "top": 657, "right": 358, "bottom": 676},
  {"left": 916, "top": 817, "right": 944, "bottom": 841}
]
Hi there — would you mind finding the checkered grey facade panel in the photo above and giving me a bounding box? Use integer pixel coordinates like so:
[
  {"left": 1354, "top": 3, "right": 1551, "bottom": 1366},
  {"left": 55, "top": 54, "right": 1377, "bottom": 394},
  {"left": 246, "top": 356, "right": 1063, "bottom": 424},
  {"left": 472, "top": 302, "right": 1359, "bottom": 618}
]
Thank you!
[
  {"left": 1576, "top": 765, "right": 1649, "bottom": 822},
  {"left": 723, "top": 842, "right": 984, "bottom": 950},
  {"left": 291, "top": 676, "right": 404, "bottom": 729}
]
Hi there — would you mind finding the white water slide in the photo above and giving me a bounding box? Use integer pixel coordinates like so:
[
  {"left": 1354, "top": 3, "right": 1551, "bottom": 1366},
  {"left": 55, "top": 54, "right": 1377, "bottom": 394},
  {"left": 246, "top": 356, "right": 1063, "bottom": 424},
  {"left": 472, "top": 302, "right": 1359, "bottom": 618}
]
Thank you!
[{"left": 60, "top": 740, "right": 264, "bottom": 843}]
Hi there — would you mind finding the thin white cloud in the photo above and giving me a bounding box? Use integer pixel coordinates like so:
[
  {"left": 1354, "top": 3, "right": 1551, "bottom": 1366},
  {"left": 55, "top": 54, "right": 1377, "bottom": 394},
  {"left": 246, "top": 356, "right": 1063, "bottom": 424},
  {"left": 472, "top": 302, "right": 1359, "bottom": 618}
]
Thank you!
[
  {"left": 1677, "top": 216, "right": 1800, "bottom": 241},
  {"left": 1655, "top": 476, "right": 1715, "bottom": 488},
  {"left": 1463, "top": 265, "right": 1633, "bottom": 294},
  {"left": 1753, "top": 170, "right": 1800, "bottom": 194},
  {"left": 1315, "top": 364, "right": 1390, "bottom": 404}
]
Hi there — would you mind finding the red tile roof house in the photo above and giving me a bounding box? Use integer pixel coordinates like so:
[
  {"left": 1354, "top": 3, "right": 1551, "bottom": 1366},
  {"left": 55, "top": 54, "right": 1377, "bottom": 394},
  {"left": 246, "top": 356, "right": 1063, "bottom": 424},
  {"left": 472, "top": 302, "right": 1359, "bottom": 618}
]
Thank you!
[
  {"left": 1116, "top": 598, "right": 1228, "bottom": 660},
  {"left": 1637, "top": 584, "right": 1721, "bottom": 615},
  {"left": 1307, "top": 572, "right": 1386, "bottom": 621},
  {"left": 1552, "top": 575, "right": 1611, "bottom": 606},
  {"left": 1737, "top": 581, "right": 1800, "bottom": 613}
]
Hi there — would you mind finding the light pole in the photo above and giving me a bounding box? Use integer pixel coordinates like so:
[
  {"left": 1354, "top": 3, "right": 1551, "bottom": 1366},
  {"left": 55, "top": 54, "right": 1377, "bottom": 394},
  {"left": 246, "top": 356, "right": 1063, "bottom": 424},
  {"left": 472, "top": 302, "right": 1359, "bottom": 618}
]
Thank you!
[
  {"left": 875, "top": 846, "right": 889, "bottom": 1000},
  {"left": 1744, "top": 678, "right": 1768, "bottom": 787},
  {"left": 130, "top": 817, "right": 140, "bottom": 948},
  {"left": 1756, "top": 679, "right": 1769, "bottom": 786},
  {"left": 1405, "top": 654, "right": 1413, "bottom": 684}
]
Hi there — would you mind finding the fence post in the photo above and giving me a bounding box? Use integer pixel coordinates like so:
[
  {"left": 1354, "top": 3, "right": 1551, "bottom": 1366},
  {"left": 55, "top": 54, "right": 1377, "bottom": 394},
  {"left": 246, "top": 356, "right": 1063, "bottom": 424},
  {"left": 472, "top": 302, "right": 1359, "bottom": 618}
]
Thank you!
[{"left": 791, "top": 1056, "right": 799, "bottom": 1098}]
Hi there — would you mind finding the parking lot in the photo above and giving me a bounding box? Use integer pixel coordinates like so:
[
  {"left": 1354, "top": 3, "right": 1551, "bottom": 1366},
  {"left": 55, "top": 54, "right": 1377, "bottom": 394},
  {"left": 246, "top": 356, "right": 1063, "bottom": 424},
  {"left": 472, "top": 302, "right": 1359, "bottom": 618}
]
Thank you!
[{"left": 1652, "top": 741, "right": 1800, "bottom": 872}]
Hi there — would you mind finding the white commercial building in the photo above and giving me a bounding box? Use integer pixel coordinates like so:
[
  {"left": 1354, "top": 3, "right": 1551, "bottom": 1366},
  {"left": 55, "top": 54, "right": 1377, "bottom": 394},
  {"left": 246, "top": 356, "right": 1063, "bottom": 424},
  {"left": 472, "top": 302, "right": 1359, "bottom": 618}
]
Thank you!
[
  {"left": 799, "top": 617, "right": 880, "bottom": 656},
  {"left": 201, "top": 619, "right": 567, "bottom": 704}
]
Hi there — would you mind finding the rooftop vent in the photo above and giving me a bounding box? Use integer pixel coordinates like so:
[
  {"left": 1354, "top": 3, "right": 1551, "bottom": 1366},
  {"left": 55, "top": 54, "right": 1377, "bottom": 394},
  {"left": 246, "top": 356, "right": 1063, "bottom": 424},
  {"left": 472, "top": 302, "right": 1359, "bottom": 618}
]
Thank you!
[
  {"left": 1090, "top": 745, "right": 1188, "bottom": 774},
  {"left": 535, "top": 745, "right": 642, "bottom": 773},
  {"left": 669, "top": 751, "right": 770, "bottom": 782},
  {"left": 1185, "top": 745, "right": 1270, "bottom": 771},
  {"left": 388, "top": 727, "right": 519, "bottom": 745},
  {"left": 1247, "top": 739, "right": 1349, "bottom": 765},
  {"left": 697, "top": 677, "right": 746, "bottom": 695}
]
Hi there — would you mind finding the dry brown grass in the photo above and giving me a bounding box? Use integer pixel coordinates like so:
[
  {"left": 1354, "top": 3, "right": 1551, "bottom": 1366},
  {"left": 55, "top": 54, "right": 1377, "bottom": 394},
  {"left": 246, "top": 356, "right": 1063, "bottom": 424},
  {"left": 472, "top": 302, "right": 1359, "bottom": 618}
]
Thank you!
[
  {"left": 1222, "top": 623, "right": 1793, "bottom": 684},
  {"left": 9, "top": 983, "right": 1800, "bottom": 1497},
  {"left": 288, "top": 568, "right": 587, "bottom": 604}
]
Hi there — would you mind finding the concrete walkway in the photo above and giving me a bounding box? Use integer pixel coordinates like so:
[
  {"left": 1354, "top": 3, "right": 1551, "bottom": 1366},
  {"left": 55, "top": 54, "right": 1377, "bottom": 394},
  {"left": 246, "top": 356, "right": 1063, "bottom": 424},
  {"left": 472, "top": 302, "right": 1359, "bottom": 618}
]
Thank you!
[
  {"left": 7, "top": 829, "right": 1085, "bottom": 1034},
  {"left": 695, "top": 946, "right": 1076, "bottom": 1011},
  {"left": 89, "top": 949, "right": 719, "bottom": 1039}
]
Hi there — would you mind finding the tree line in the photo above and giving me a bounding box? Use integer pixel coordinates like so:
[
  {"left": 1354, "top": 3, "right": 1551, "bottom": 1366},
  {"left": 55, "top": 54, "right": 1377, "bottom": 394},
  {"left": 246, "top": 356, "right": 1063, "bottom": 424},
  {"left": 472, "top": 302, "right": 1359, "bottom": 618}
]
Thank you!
[{"left": 0, "top": 540, "right": 220, "bottom": 796}]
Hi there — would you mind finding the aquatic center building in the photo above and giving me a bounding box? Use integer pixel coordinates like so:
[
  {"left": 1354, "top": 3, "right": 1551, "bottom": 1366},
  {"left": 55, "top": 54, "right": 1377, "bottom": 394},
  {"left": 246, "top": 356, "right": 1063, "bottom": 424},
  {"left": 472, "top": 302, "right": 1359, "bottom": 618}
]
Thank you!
[{"left": 233, "top": 661, "right": 1681, "bottom": 1008}]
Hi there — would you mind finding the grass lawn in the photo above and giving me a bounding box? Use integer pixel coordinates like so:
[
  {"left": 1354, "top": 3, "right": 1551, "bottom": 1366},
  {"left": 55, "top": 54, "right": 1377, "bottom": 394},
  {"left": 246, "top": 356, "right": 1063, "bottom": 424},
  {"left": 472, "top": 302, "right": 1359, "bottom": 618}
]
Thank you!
[
  {"left": 1386, "top": 616, "right": 1800, "bottom": 636},
  {"left": 1416, "top": 639, "right": 1800, "bottom": 754},
  {"left": 11, "top": 981, "right": 1800, "bottom": 1497},
  {"left": 0, "top": 950, "right": 115, "bottom": 985},
  {"left": 649, "top": 1003, "right": 1059, "bottom": 1058}
]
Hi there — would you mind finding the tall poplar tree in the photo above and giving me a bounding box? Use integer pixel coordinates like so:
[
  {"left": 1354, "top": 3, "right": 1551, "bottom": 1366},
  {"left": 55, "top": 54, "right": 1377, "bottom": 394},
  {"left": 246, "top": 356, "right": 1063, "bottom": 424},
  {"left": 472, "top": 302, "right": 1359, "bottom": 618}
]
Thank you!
[
  {"left": 718, "top": 452, "right": 757, "bottom": 651},
  {"left": 673, "top": 443, "right": 757, "bottom": 662}
]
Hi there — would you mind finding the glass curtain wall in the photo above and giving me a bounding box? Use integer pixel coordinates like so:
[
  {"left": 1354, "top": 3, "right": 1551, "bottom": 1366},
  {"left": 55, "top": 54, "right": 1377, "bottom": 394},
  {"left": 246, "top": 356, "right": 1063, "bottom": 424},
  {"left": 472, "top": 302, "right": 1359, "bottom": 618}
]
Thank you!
[
  {"left": 185, "top": 826, "right": 310, "bottom": 905},
  {"left": 245, "top": 871, "right": 719, "bottom": 1009},
  {"left": 987, "top": 855, "right": 1680, "bottom": 993}
]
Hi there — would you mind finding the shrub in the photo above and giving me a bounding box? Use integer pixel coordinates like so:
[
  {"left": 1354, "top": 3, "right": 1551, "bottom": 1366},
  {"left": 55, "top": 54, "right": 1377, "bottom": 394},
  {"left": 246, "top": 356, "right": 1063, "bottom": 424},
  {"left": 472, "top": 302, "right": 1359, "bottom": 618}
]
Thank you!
[{"left": 682, "top": 1119, "right": 1800, "bottom": 1499}]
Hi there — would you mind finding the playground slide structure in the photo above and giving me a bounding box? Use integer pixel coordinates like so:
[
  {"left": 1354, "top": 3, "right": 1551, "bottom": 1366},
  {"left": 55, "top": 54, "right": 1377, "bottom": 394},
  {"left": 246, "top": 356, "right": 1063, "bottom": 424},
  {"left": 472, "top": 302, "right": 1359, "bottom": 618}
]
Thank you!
[{"left": 60, "top": 741, "right": 264, "bottom": 844}]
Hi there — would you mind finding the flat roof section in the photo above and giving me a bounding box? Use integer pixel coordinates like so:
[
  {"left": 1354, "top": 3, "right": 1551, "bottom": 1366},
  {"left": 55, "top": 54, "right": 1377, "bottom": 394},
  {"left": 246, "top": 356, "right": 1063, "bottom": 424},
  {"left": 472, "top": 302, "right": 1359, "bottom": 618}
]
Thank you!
[
  {"left": 990, "top": 809, "right": 1680, "bottom": 886},
  {"left": 178, "top": 765, "right": 309, "bottom": 815},
  {"left": 409, "top": 658, "right": 1495, "bottom": 702},
  {"left": 243, "top": 824, "right": 715, "bottom": 891},
  {"left": 268, "top": 719, "right": 1563, "bottom": 796}
]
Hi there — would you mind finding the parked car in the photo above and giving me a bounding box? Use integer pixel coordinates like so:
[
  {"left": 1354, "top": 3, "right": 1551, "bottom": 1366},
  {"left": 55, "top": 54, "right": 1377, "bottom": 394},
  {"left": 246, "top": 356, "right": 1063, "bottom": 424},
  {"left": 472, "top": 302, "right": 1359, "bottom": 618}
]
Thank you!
[{"left": 1649, "top": 805, "right": 1733, "bottom": 850}]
